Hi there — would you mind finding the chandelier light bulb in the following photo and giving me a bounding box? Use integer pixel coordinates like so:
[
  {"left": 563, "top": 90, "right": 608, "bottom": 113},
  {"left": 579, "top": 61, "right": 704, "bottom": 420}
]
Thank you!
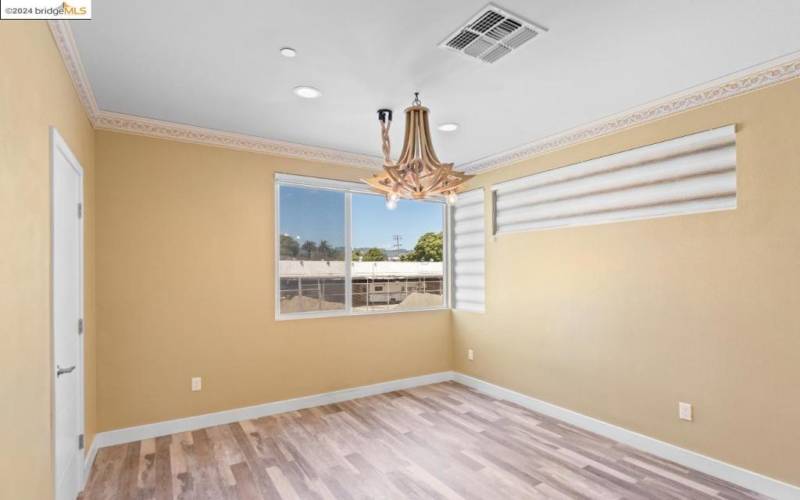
[
  {"left": 385, "top": 196, "right": 398, "bottom": 210},
  {"left": 446, "top": 192, "right": 458, "bottom": 204}
]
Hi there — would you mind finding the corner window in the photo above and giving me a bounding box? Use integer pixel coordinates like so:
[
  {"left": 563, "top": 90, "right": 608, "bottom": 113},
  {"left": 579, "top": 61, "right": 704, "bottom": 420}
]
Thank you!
[{"left": 275, "top": 174, "right": 448, "bottom": 319}]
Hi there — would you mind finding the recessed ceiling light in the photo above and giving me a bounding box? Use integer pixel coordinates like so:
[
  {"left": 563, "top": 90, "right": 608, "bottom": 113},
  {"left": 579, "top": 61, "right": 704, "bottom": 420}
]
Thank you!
[
  {"left": 438, "top": 122, "right": 459, "bottom": 132},
  {"left": 280, "top": 47, "right": 296, "bottom": 58},
  {"left": 293, "top": 86, "right": 322, "bottom": 99}
]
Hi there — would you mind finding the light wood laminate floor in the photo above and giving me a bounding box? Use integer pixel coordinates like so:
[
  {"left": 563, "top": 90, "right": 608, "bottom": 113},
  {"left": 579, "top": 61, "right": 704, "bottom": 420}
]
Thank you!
[{"left": 81, "top": 382, "right": 767, "bottom": 499}]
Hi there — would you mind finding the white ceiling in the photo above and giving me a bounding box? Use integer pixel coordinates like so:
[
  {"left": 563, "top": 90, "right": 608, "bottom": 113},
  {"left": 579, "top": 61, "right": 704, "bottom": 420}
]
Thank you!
[{"left": 71, "top": 0, "right": 800, "bottom": 167}]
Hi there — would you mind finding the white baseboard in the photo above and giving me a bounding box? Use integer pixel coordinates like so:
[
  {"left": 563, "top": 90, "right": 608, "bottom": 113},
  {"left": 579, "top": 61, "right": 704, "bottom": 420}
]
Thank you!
[
  {"left": 88, "top": 370, "right": 798, "bottom": 499},
  {"left": 92, "top": 371, "right": 454, "bottom": 449},
  {"left": 453, "top": 372, "right": 800, "bottom": 500},
  {"left": 82, "top": 437, "right": 99, "bottom": 489}
]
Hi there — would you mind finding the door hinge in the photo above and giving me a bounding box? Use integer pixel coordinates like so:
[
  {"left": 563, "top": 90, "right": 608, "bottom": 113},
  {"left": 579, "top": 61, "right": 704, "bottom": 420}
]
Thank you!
[
  {"left": 78, "top": 434, "right": 84, "bottom": 450},
  {"left": 77, "top": 203, "right": 83, "bottom": 219},
  {"left": 78, "top": 318, "right": 84, "bottom": 335}
]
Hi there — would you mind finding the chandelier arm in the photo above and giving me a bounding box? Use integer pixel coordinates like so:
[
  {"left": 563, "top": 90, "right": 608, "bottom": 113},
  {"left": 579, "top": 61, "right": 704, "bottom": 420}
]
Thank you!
[
  {"left": 362, "top": 175, "right": 391, "bottom": 194},
  {"left": 404, "top": 110, "right": 417, "bottom": 168},
  {"left": 419, "top": 108, "right": 442, "bottom": 166},
  {"left": 435, "top": 166, "right": 474, "bottom": 195},
  {"left": 384, "top": 167, "right": 407, "bottom": 193},
  {"left": 420, "top": 120, "right": 431, "bottom": 191},
  {"left": 410, "top": 161, "right": 422, "bottom": 194},
  {"left": 418, "top": 110, "right": 428, "bottom": 165},
  {"left": 428, "top": 184, "right": 460, "bottom": 195},
  {"left": 385, "top": 169, "right": 402, "bottom": 186},
  {"left": 420, "top": 111, "right": 443, "bottom": 192},
  {"left": 418, "top": 110, "right": 429, "bottom": 166},
  {"left": 397, "top": 106, "right": 415, "bottom": 165},
  {"left": 420, "top": 117, "right": 434, "bottom": 169},
  {"left": 426, "top": 163, "right": 451, "bottom": 191}
]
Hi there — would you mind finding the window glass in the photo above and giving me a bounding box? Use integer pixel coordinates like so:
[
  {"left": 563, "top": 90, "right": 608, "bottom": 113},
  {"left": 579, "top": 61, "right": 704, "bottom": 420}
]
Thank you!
[
  {"left": 278, "top": 186, "right": 345, "bottom": 314},
  {"left": 351, "top": 193, "right": 444, "bottom": 312}
]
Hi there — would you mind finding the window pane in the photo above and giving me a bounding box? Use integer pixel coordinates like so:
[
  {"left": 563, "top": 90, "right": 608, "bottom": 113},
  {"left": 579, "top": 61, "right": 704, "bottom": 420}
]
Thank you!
[
  {"left": 351, "top": 193, "right": 444, "bottom": 312},
  {"left": 278, "top": 186, "right": 345, "bottom": 314}
]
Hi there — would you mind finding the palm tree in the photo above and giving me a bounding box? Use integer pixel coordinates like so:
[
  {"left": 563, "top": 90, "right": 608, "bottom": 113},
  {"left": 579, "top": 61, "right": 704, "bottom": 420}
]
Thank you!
[
  {"left": 318, "top": 240, "right": 333, "bottom": 260},
  {"left": 280, "top": 234, "right": 300, "bottom": 259},
  {"left": 301, "top": 240, "right": 318, "bottom": 259}
]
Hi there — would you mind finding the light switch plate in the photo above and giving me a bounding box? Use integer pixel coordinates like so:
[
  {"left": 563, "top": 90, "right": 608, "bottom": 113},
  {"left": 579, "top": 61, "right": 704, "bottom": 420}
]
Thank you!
[{"left": 191, "top": 377, "right": 202, "bottom": 392}]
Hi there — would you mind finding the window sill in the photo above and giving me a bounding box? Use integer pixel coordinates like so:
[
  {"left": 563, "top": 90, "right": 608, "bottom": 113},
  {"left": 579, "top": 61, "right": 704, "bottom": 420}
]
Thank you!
[{"left": 275, "top": 305, "right": 449, "bottom": 321}]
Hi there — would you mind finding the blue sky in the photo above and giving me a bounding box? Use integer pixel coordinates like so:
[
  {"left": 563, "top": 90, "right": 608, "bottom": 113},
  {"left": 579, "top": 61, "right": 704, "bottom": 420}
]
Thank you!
[{"left": 279, "top": 186, "right": 443, "bottom": 249}]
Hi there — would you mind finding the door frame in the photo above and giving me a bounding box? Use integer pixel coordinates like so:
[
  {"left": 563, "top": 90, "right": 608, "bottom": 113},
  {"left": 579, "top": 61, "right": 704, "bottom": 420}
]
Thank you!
[{"left": 50, "top": 127, "right": 85, "bottom": 496}]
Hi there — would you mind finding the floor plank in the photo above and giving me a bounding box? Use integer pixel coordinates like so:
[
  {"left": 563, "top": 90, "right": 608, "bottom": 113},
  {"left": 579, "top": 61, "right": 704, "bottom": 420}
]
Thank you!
[{"left": 81, "top": 382, "right": 769, "bottom": 499}]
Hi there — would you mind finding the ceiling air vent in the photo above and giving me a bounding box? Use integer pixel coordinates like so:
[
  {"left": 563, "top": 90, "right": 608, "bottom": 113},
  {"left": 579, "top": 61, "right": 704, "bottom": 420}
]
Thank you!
[{"left": 440, "top": 4, "right": 547, "bottom": 63}]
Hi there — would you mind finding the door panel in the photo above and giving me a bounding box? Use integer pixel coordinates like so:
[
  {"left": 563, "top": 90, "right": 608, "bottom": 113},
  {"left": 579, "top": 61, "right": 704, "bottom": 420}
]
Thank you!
[{"left": 52, "top": 129, "right": 83, "bottom": 500}]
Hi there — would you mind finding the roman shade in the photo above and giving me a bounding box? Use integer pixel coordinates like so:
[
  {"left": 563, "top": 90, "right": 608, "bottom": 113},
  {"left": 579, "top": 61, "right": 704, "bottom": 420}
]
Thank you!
[
  {"left": 452, "top": 189, "right": 486, "bottom": 312},
  {"left": 492, "top": 125, "right": 737, "bottom": 234}
]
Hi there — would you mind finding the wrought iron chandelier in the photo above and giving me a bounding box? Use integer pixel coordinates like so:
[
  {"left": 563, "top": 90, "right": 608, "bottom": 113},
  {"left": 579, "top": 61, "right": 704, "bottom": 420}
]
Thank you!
[{"left": 363, "top": 93, "right": 473, "bottom": 209}]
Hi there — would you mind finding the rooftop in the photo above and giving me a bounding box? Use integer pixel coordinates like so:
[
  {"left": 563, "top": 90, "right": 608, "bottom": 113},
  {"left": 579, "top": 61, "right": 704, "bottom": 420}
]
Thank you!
[{"left": 279, "top": 260, "right": 443, "bottom": 278}]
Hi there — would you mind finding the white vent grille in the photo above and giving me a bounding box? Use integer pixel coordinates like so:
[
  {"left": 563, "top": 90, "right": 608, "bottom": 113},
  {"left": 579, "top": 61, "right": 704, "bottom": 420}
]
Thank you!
[
  {"left": 441, "top": 4, "right": 547, "bottom": 63},
  {"left": 492, "top": 126, "right": 737, "bottom": 235}
]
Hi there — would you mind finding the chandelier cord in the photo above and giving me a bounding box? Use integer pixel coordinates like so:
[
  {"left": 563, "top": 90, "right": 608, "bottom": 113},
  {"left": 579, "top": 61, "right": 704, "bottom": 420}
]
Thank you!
[{"left": 380, "top": 118, "right": 392, "bottom": 166}]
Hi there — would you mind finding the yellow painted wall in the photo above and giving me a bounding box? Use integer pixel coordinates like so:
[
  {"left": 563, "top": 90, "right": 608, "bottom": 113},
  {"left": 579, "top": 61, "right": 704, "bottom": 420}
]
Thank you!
[
  {"left": 0, "top": 23, "right": 96, "bottom": 500},
  {"left": 94, "top": 130, "right": 452, "bottom": 431},
  {"left": 453, "top": 78, "right": 800, "bottom": 485}
]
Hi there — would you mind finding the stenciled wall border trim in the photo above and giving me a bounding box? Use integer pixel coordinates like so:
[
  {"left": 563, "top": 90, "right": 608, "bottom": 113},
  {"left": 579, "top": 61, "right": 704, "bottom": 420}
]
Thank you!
[
  {"left": 461, "top": 52, "right": 800, "bottom": 173},
  {"left": 49, "top": 21, "right": 800, "bottom": 174}
]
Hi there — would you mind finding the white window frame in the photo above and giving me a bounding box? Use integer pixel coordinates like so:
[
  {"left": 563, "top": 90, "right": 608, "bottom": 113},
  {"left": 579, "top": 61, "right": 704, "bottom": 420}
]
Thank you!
[{"left": 274, "top": 173, "right": 450, "bottom": 320}]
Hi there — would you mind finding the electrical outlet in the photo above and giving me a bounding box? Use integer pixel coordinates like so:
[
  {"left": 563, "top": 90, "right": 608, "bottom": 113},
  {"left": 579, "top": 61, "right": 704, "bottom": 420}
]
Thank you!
[
  {"left": 467, "top": 349, "right": 474, "bottom": 361},
  {"left": 191, "top": 377, "right": 202, "bottom": 392},
  {"left": 678, "top": 402, "right": 692, "bottom": 421}
]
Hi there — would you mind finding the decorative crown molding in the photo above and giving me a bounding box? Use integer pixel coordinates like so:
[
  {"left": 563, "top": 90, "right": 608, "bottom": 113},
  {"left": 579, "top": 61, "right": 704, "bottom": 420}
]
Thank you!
[
  {"left": 461, "top": 52, "right": 800, "bottom": 173},
  {"left": 91, "top": 110, "right": 384, "bottom": 169},
  {"left": 48, "top": 20, "right": 99, "bottom": 125},
  {"left": 49, "top": 20, "right": 800, "bottom": 174},
  {"left": 47, "top": 20, "right": 383, "bottom": 170}
]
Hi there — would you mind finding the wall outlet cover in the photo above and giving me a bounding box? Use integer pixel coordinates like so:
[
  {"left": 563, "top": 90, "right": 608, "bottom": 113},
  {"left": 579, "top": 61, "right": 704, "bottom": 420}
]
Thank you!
[{"left": 679, "top": 402, "right": 693, "bottom": 421}]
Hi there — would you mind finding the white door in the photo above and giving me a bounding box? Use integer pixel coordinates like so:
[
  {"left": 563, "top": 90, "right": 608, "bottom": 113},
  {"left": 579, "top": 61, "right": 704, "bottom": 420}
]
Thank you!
[{"left": 52, "top": 128, "right": 84, "bottom": 500}]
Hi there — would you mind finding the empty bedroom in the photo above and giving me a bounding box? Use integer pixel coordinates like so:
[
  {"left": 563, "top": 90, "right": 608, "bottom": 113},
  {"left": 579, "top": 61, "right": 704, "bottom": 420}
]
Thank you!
[{"left": 1, "top": 1, "right": 799, "bottom": 499}]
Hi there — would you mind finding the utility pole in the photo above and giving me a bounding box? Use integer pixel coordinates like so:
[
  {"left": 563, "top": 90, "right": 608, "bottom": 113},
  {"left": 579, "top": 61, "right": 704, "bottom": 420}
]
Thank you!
[{"left": 392, "top": 234, "right": 402, "bottom": 253}]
